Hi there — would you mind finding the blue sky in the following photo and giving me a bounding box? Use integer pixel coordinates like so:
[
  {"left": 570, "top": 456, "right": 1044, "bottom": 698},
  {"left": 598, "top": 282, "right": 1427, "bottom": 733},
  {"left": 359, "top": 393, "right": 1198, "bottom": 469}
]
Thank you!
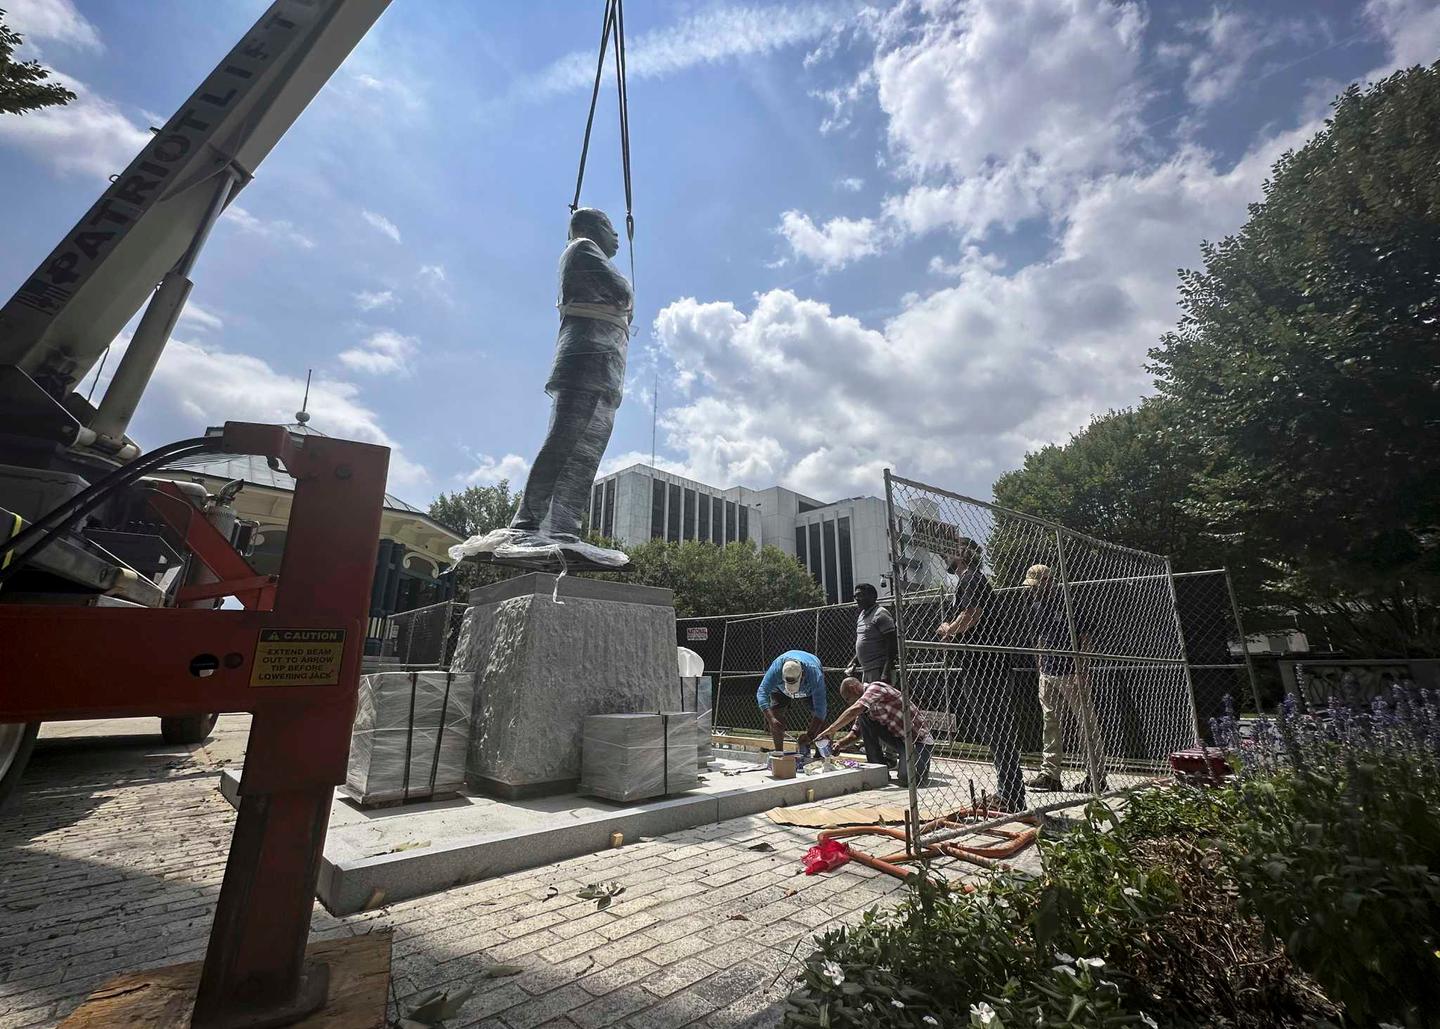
[{"left": 2, "top": 0, "right": 1436, "bottom": 508}]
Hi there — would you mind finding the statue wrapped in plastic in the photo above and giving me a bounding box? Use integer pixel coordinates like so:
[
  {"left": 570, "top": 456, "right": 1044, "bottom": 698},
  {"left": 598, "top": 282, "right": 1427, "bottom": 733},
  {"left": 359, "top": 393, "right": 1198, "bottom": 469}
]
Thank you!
[{"left": 450, "top": 208, "right": 632, "bottom": 572}]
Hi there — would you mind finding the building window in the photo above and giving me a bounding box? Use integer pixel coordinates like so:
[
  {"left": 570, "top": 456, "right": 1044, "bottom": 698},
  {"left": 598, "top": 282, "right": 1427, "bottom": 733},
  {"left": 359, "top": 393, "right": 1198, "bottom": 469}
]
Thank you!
[
  {"left": 684, "top": 488, "right": 697, "bottom": 540},
  {"left": 698, "top": 490, "right": 711, "bottom": 541},
  {"left": 838, "top": 516, "right": 854, "bottom": 600},
  {"left": 822, "top": 519, "right": 839, "bottom": 605},
  {"left": 725, "top": 501, "right": 737, "bottom": 543},
  {"left": 602, "top": 480, "right": 615, "bottom": 538},
  {"left": 808, "top": 522, "right": 823, "bottom": 586},
  {"left": 668, "top": 483, "right": 682, "bottom": 541},
  {"left": 795, "top": 526, "right": 807, "bottom": 566},
  {"left": 712, "top": 497, "right": 724, "bottom": 544},
  {"left": 651, "top": 478, "right": 665, "bottom": 539},
  {"left": 591, "top": 484, "right": 603, "bottom": 533},
  {"left": 738, "top": 505, "right": 749, "bottom": 542}
]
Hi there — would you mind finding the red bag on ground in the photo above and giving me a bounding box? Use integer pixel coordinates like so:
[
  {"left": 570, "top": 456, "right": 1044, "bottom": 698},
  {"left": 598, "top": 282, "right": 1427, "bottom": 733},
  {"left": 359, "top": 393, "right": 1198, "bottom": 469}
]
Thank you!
[{"left": 802, "top": 838, "right": 852, "bottom": 875}]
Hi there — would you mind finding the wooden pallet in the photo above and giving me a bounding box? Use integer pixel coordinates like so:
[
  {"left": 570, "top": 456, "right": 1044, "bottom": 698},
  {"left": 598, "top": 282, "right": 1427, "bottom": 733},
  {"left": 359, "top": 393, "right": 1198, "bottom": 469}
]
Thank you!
[{"left": 59, "top": 931, "right": 391, "bottom": 1028}]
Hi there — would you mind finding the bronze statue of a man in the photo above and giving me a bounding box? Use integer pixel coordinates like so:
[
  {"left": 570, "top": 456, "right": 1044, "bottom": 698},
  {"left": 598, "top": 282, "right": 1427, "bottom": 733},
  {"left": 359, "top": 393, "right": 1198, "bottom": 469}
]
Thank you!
[{"left": 450, "top": 208, "right": 632, "bottom": 570}]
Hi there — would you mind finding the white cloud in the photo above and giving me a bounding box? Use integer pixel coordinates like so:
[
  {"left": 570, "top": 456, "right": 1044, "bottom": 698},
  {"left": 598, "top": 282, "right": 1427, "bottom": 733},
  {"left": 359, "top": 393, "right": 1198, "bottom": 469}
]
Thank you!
[
  {"left": 882, "top": 161, "right": 1050, "bottom": 242},
  {"left": 656, "top": 123, "right": 1313, "bottom": 499},
  {"left": 783, "top": 0, "right": 1150, "bottom": 268},
  {"left": 92, "top": 336, "right": 428, "bottom": 490},
  {"left": 416, "top": 264, "right": 452, "bottom": 305},
  {"left": 355, "top": 289, "right": 397, "bottom": 312},
  {"left": 5, "top": 0, "right": 102, "bottom": 51},
  {"left": 1366, "top": 0, "right": 1440, "bottom": 70},
  {"left": 178, "top": 301, "right": 223, "bottom": 333},
  {"left": 223, "top": 205, "right": 316, "bottom": 250},
  {"left": 874, "top": 0, "right": 1147, "bottom": 179},
  {"left": 777, "top": 211, "right": 886, "bottom": 270},
  {"left": 338, "top": 329, "right": 419, "bottom": 376},
  {"left": 462, "top": 453, "right": 530, "bottom": 487},
  {"left": 1177, "top": 8, "right": 1312, "bottom": 109},
  {"left": 341, "top": 69, "right": 426, "bottom": 114},
  {"left": 836, "top": 176, "right": 865, "bottom": 192},
  {"left": 0, "top": 74, "right": 148, "bottom": 178},
  {"left": 361, "top": 209, "right": 402, "bottom": 243},
  {"left": 531, "top": 3, "right": 851, "bottom": 95}
]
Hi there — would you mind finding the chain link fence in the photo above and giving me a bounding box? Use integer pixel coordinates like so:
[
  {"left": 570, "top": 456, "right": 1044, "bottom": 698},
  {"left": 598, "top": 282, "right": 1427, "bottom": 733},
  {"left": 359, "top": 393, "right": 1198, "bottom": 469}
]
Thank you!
[
  {"left": 883, "top": 471, "right": 1198, "bottom": 838},
  {"left": 677, "top": 576, "right": 1251, "bottom": 749},
  {"left": 363, "top": 600, "right": 468, "bottom": 673}
]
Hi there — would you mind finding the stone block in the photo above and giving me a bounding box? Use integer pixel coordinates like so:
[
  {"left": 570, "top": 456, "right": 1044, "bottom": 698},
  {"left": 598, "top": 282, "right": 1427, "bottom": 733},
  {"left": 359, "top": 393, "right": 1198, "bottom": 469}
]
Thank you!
[
  {"left": 455, "top": 573, "right": 677, "bottom": 798},
  {"left": 579, "top": 713, "right": 698, "bottom": 802}
]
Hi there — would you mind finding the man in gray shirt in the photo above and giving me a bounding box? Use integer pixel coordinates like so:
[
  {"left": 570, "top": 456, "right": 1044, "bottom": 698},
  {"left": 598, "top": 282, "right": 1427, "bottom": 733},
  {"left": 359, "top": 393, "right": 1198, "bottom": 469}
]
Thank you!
[{"left": 846, "top": 583, "right": 897, "bottom": 684}]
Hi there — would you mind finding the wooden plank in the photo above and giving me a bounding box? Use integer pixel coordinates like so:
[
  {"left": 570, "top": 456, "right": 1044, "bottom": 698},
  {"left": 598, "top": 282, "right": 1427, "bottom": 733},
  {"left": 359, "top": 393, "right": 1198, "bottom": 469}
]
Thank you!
[{"left": 59, "top": 931, "right": 391, "bottom": 1028}]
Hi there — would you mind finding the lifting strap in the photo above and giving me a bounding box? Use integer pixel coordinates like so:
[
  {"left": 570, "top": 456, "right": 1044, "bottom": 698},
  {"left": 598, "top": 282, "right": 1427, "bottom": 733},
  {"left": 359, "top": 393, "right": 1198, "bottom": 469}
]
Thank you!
[{"left": 570, "top": 0, "right": 635, "bottom": 290}]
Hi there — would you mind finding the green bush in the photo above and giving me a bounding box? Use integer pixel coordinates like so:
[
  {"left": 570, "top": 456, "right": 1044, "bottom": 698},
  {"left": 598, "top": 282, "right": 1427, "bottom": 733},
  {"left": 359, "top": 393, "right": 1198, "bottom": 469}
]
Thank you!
[{"left": 787, "top": 690, "right": 1440, "bottom": 1028}]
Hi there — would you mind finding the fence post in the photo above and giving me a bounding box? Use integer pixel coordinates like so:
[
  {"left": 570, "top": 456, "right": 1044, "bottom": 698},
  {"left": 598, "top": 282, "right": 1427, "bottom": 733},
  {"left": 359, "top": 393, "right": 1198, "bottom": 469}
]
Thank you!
[
  {"left": 1052, "top": 529, "right": 1104, "bottom": 795},
  {"left": 884, "top": 469, "right": 921, "bottom": 857},
  {"left": 1164, "top": 557, "right": 1204, "bottom": 745},
  {"left": 1223, "top": 566, "right": 1265, "bottom": 716}
]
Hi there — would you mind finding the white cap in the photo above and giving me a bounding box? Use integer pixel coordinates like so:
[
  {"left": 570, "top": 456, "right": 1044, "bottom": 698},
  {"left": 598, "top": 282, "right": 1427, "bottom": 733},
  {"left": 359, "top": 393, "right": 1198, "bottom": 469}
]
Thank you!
[{"left": 781, "top": 659, "right": 803, "bottom": 687}]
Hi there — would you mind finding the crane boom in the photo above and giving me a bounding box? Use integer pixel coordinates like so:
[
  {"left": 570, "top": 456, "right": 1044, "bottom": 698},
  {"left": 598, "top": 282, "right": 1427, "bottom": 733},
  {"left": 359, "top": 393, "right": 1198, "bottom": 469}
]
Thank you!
[{"left": 0, "top": 0, "right": 391, "bottom": 400}]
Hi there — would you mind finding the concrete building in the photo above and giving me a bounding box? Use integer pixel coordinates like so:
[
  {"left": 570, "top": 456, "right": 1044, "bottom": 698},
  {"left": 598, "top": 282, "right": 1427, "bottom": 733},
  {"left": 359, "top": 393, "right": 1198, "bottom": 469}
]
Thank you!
[{"left": 590, "top": 464, "right": 936, "bottom": 602}]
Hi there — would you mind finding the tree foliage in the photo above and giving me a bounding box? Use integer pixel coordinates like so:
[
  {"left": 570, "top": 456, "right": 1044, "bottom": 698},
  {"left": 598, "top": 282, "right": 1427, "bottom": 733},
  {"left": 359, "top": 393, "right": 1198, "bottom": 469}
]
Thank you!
[
  {"left": 993, "top": 399, "right": 1226, "bottom": 576},
  {"left": 1148, "top": 63, "right": 1440, "bottom": 655},
  {"left": 1, "top": 11, "right": 75, "bottom": 116},
  {"left": 428, "top": 481, "right": 518, "bottom": 594},
  {"left": 605, "top": 539, "right": 824, "bottom": 618}
]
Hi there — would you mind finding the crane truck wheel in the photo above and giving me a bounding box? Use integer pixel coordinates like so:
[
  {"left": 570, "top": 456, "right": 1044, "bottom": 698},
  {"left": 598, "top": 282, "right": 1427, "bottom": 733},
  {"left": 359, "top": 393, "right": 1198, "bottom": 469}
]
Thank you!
[
  {"left": 0, "top": 722, "right": 40, "bottom": 809},
  {"left": 160, "top": 713, "right": 219, "bottom": 745}
]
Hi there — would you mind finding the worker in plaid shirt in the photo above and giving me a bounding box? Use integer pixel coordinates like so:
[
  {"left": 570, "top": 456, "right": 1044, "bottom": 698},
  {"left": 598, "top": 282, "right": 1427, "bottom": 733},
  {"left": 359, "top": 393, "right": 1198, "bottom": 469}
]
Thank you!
[{"left": 818, "top": 677, "right": 933, "bottom": 787}]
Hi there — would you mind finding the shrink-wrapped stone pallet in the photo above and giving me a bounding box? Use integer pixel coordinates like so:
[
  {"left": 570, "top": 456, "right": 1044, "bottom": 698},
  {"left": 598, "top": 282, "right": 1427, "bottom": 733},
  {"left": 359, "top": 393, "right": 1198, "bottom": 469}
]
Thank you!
[
  {"left": 579, "top": 712, "right": 699, "bottom": 803},
  {"left": 343, "top": 670, "right": 474, "bottom": 807}
]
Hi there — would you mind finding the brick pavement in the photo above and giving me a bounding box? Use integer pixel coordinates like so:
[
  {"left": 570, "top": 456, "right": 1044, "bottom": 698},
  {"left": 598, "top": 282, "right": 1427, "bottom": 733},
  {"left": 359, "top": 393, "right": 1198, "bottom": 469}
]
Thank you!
[{"left": 0, "top": 717, "right": 911, "bottom": 1028}]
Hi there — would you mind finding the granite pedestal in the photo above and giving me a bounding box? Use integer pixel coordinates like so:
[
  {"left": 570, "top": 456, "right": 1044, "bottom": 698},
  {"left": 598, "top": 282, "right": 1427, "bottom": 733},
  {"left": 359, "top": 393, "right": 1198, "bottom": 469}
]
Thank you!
[{"left": 453, "top": 573, "right": 677, "bottom": 799}]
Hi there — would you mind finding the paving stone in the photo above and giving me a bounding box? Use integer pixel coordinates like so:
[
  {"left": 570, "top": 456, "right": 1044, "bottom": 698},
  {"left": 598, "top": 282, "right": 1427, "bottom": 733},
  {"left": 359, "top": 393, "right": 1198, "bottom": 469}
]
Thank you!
[
  {"left": 569, "top": 987, "right": 655, "bottom": 1029},
  {"left": 0, "top": 716, "right": 925, "bottom": 1028},
  {"left": 638, "top": 958, "right": 715, "bottom": 999}
]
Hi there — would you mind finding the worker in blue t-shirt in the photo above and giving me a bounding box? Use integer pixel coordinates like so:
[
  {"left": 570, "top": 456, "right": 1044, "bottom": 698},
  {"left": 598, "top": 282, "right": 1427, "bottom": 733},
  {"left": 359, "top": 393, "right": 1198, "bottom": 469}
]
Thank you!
[{"left": 756, "top": 649, "right": 828, "bottom": 752}]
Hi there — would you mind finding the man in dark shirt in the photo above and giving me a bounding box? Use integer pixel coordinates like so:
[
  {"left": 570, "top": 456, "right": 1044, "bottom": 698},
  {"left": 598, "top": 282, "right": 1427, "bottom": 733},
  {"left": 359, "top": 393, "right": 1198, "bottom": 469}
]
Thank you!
[
  {"left": 1025, "top": 564, "right": 1105, "bottom": 792},
  {"left": 937, "top": 540, "right": 1025, "bottom": 811},
  {"left": 846, "top": 583, "right": 897, "bottom": 684}
]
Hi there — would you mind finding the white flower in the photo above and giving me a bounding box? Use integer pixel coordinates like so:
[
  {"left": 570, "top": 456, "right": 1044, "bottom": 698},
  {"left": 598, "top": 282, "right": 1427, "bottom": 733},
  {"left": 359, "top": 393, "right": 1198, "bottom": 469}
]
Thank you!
[
  {"left": 820, "top": 960, "right": 844, "bottom": 986},
  {"left": 863, "top": 1004, "right": 874, "bottom": 1013},
  {"left": 923, "top": 1018, "right": 940, "bottom": 1027},
  {"left": 1080, "top": 957, "right": 1106, "bottom": 969},
  {"left": 1122, "top": 886, "right": 1141, "bottom": 898},
  {"left": 970, "top": 1001, "right": 998, "bottom": 1026},
  {"left": 892, "top": 998, "right": 906, "bottom": 1009},
  {"left": 1140, "top": 1015, "right": 1158, "bottom": 1028},
  {"left": 1054, "top": 951, "right": 1075, "bottom": 965},
  {"left": 1053, "top": 964, "right": 1077, "bottom": 977}
]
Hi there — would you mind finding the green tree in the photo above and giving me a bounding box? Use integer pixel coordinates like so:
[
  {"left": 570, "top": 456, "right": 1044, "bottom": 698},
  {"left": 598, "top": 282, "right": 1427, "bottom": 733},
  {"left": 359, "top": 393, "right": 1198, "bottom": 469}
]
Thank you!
[
  {"left": 1, "top": 10, "right": 75, "bottom": 116},
  {"left": 993, "top": 399, "right": 1228, "bottom": 576},
  {"left": 581, "top": 538, "right": 823, "bottom": 618},
  {"left": 1149, "top": 63, "right": 1440, "bottom": 655},
  {"left": 429, "top": 482, "right": 518, "bottom": 594},
  {"left": 606, "top": 539, "right": 823, "bottom": 618}
]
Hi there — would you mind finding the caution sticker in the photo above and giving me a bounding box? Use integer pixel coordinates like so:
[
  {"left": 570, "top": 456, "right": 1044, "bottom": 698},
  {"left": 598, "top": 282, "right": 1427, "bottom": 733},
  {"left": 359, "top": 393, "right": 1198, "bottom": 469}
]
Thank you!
[{"left": 251, "top": 628, "right": 346, "bottom": 686}]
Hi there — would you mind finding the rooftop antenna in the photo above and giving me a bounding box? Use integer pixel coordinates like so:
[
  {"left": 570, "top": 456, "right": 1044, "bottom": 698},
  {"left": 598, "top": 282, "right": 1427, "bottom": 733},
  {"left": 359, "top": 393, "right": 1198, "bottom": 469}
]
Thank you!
[{"left": 295, "top": 368, "right": 312, "bottom": 425}]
